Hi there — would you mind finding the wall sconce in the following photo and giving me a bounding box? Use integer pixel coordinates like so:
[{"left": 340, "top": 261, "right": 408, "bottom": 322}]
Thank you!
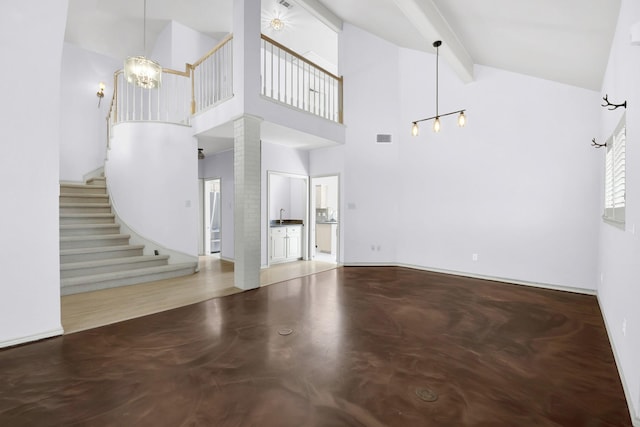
[{"left": 97, "top": 82, "right": 105, "bottom": 107}]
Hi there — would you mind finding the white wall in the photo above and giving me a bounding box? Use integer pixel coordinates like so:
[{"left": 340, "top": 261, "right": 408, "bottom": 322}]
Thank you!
[
  {"left": 268, "top": 174, "right": 306, "bottom": 221},
  {"left": 200, "top": 149, "right": 235, "bottom": 261},
  {"left": 0, "top": 0, "right": 67, "bottom": 347},
  {"left": 106, "top": 123, "right": 199, "bottom": 257},
  {"left": 398, "top": 56, "right": 601, "bottom": 290},
  {"left": 333, "top": 23, "right": 601, "bottom": 291},
  {"left": 152, "top": 20, "right": 219, "bottom": 72},
  {"left": 338, "top": 24, "right": 402, "bottom": 265},
  {"left": 60, "top": 43, "right": 120, "bottom": 181},
  {"left": 597, "top": 0, "right": 640, "bottom": 420}
]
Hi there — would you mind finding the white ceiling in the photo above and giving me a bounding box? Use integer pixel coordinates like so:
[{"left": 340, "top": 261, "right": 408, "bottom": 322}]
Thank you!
[{"left": 65, "top": 0, "right": 621, "bottom": 153}]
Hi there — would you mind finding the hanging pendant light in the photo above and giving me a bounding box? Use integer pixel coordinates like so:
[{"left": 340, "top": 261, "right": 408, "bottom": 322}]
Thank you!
[
  {"left": 411, "top": 40, "right": 466, "bottom": 136},
  {"left": 124, "top": 0, "right": 162, "bottom": 89}
]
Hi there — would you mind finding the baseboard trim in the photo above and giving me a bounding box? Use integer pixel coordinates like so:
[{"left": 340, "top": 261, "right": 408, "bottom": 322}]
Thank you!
[
  {"left": 0, "top": 327, "right": 64, "bottom": 349},
  {"left": 597, "top": 294, "right": 640, "bottom": 426},
  {"left": 343, "top": 262, "right": 597, "bottom": 296}
]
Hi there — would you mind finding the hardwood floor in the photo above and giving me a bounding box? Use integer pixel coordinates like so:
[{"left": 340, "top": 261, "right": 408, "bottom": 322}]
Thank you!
[
  {"left": 1, "top": 267, "right": 630, "bottom": 426},
  {"left": 61, "top": 256, "right": 338, "bottom": 334}
]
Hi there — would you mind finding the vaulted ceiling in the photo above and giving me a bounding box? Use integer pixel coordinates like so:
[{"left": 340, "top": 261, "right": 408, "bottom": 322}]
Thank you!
[{"left": 65, "top": 0, "right": 621, "bottom": 91}]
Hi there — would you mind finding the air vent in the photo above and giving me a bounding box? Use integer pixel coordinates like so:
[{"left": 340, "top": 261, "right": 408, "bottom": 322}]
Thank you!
[
  {"left": 278, "top": 0, "right": 293, "bottom": 9},
  {"left": 376, "top": 134, "right": 392, "bottom": 143}
]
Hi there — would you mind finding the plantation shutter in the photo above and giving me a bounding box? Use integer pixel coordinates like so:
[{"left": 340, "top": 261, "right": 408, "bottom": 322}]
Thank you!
[{"left": 603, "top": 113, "right": 626, "bottom": 224}]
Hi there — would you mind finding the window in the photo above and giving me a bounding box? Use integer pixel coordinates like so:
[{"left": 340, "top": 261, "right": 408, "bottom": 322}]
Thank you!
[{"left": 603, "top": 113, "right": 626, "bottom": 227}]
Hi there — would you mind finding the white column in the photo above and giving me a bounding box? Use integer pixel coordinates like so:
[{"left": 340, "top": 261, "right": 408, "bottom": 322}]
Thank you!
[{"left": 234, "top": 115, "right": 262, "bottom": 290}]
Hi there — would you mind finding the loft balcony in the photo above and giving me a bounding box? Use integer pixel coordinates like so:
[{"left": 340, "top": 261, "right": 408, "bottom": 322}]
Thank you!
[{"left": 107, "top": 34, "right": 343, "bottom": 145}]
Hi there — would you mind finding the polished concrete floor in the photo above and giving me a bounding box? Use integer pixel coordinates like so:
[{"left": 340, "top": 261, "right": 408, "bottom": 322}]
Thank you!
[{"left": 0, "top": 267, "right": 631, "bottom": 426}]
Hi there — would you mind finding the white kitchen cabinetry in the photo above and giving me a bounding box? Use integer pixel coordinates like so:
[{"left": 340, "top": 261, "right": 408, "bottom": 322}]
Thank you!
[{"left": 270, "top": 225, "right": 302, "bottom": 263}]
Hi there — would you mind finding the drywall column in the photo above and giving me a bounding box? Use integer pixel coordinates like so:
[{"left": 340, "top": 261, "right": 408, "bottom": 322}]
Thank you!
[{"left": 234, "top": 115, "right": 262, "bottom": 290}]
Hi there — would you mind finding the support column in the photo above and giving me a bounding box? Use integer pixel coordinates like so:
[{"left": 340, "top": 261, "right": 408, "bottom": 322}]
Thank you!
[{"left": 234, "top": 115, "right": 262, "bottom": 290}]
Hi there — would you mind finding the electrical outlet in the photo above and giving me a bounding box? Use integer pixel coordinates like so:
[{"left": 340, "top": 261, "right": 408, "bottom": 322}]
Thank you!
[
  {"left": 622, "top": 319, "right": 627, "bottom": 337},
  {"left": 600, "top": 273, "right": 604, "bottom": 284},
  {"left": 472, "top": 253, "right": 478, "bottom": 262}
]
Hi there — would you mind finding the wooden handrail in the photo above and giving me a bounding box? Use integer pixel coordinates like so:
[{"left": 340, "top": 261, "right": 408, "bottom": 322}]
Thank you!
[
  {"left": 105, "top": 31, "right": 342, "bottom": 140},
  {"left": 261, "top": 34, "right": 341, "bottom": 81},
  {"left": 192, "top": 33, "right": 234, "bottom": 68}
]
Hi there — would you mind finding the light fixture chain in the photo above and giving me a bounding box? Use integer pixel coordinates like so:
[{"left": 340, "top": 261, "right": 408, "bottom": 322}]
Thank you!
[{"left": 143, "top": 0, "right": 147, "bottom": 56}]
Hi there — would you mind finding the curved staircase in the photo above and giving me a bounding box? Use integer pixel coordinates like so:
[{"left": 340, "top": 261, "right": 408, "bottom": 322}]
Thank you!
[{"left": 59, "top": 176, "right": 197, "bottom": 295}]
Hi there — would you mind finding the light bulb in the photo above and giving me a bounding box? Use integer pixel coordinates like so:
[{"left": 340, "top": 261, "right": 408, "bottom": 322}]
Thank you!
[
  {"left": 433, "top": 117, "right": 441, "bottom": 133},
  {"left": 411, "top": 122, "right": 419, "bottom": 136},
  {"left": 458, "top": 111, "right": 466, "bottom": 127},
  {"left": 270, "top": 18, "right": 284, "bottom": 31}
]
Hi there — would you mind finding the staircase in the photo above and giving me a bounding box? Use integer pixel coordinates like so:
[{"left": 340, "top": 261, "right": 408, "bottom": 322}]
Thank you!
[{"left": 59, "top": 176, "right": 197, "bottom": 296}]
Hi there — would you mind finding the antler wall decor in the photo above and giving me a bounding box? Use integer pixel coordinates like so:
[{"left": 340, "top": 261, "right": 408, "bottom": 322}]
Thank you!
[
  {"left": 591, "top": 94, "right": 627, "bottom": 148},
  {"left": 601, "top": 94, "right": 627, "bottom": 110}
]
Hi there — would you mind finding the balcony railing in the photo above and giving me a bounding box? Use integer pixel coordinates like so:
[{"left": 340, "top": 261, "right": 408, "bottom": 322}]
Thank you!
[
  {"left": 107, "top": 33, "right": 342, "bottom": 143},
  {"left": 261, "top": 34, "right": 343, "bottom": 124}
]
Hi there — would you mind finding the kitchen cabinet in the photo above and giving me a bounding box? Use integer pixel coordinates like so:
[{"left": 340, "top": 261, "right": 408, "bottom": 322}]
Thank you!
[{"left": 270, "top": 225, "right": 302, "bottom": 263}]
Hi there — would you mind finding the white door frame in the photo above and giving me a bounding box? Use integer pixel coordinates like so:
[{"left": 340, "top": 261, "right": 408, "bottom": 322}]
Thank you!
[
  {"left": 203, "top": 178, "right": 222, "bottom": 256},
  {"left": 310, "top": 174, "right": 340, "bottom": 264},
  {"left": 266, "top": 170, "right": 309, "bottom": 266}
]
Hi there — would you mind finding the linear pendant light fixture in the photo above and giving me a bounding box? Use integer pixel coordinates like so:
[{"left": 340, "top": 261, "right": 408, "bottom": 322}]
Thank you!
[
  {"left": 124, "top": 0, "right": 162, "bottom": 89},
  {"left": 411, "top": 41, "right": 466, "bottom": 136}
]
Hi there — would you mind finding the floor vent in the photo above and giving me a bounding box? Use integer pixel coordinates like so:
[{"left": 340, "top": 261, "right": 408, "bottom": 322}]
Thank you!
[{"left": 376, "top": 134, "right": 392, "bottom": 143}]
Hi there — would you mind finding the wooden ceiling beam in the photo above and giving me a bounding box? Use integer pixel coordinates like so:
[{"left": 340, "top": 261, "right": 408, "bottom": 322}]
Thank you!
[{"left": 391, "top": 0, "right": 474, "bottom": 83}]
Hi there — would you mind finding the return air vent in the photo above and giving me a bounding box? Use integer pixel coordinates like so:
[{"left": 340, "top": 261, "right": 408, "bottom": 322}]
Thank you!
[
  {"left": 376, "top": 134, "right": 392, "bottom": 143},
  {"left": 278, "top": 0, "right": 293, "bottom": 9}
]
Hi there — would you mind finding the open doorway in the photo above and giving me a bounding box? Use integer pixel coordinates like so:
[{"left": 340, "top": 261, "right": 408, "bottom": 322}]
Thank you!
[
  {"left": 204, "top": 178, "right": 221, "bottom": 256},
  {"left": 267, "top": 171, "right": 309, "bottom": 266},
  {"left": 310, "top": 175, "right": 339, "bottom": 264}
]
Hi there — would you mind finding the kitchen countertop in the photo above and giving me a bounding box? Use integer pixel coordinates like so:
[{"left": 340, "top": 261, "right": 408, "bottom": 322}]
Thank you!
[{"left": 270, "top": 220, "right": 304, "bottom": 227}]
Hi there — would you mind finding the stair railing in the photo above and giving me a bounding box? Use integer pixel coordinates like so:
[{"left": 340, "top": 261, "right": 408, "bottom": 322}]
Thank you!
[
  {"left": 260, "top": 34, "right": 343, "bottom": 124},
  {"left": 190, "top": 34, "right": 234, "bottom": 114},
  {"left": 107, "top": 35, "right": 235, "bottom": 140}
]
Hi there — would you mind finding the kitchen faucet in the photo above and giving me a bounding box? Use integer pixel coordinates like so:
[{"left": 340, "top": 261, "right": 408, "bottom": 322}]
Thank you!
[{"left": 279, "top": 208, "right": 285, "bottom": 224}]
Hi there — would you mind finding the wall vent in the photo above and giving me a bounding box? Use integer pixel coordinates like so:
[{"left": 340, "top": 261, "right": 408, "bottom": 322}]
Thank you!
[
  {"left": 278, "top": 0, "right": 293, "bottom": 9},
  {"left": 376, "top": 134, "right": 392, "bottom": 143}
]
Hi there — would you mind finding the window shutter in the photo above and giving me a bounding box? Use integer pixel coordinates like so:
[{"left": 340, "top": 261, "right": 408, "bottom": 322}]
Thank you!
[{"left": 603, "top": 113, "right": 626, "bottom": 225}]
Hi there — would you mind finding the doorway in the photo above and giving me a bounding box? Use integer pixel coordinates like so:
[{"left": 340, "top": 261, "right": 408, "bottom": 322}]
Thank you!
[
  {"left": 204, "top": 178, "right": 221, "bottom": 256},
  {"left": 310, "top": 175, "right": 339, "bottom": 264},
  {"left": 267, "top": 171, "right": 309, "bottom": 266}
]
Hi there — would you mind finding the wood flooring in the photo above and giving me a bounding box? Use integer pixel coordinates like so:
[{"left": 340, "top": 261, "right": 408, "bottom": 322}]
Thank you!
[
  {"left": 0, "top": 266, "right": 631, "bottom": 426},
  {"left": 61, "top": 256, "right": 338, "bottom": 333}
]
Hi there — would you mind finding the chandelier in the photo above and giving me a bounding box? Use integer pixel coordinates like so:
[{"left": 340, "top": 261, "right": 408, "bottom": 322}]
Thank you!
[
  {"left": 411, "top": 40, "right": 466, "bottom": 136},
  {"left": 124, "top": 0, "right": 162, "bottom": 89}
]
